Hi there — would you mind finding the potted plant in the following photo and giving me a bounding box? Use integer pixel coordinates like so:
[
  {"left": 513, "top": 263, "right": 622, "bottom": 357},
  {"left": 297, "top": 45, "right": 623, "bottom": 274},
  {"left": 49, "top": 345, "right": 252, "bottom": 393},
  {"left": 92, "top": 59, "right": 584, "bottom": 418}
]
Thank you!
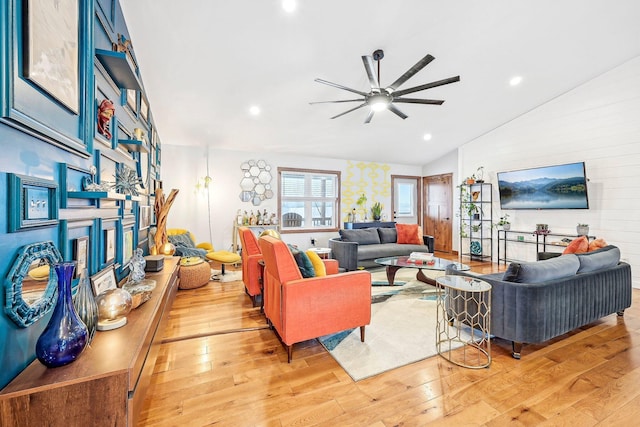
[
  {"left": 496, "top": 214, "right": 511, "bottom": 231},
  {"left": 370, "top": 201, "right": 383, "bottom": 221},
  {"left": 356, "top": 193, "right": 368, "bottom": 221},
  {"left": 577, "top": 223, "right": 589, "bottom": 235}
]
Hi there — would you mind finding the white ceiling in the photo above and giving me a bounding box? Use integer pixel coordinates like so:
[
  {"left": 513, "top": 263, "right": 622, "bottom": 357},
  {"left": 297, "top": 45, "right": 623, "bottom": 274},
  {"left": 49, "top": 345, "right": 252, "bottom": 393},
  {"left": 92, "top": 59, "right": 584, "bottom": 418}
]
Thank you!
[{"left": 120, "top": 1, "right": 640, "bottom": 166}]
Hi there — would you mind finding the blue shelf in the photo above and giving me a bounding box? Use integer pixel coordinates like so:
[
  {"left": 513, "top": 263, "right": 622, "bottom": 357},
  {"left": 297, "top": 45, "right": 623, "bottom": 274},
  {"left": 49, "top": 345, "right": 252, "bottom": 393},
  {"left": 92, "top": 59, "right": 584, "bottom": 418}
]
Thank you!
[{"left": 96, "top": 49, "right": 143, "bottom": 91}]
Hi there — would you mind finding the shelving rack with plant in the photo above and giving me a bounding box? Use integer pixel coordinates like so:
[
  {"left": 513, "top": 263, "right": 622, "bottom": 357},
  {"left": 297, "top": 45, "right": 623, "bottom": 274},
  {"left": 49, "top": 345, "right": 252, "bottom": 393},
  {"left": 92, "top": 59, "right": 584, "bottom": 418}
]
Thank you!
[{"left": 459, "top": 182, "right": 493, "bottom": 261}]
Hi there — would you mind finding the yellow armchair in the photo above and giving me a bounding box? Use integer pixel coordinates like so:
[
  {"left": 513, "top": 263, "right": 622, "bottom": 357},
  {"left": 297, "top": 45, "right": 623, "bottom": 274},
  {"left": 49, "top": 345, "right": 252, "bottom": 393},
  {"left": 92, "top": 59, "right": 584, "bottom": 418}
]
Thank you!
[{"left": 167, "top": 228, "right": 240, "bottom": 276}]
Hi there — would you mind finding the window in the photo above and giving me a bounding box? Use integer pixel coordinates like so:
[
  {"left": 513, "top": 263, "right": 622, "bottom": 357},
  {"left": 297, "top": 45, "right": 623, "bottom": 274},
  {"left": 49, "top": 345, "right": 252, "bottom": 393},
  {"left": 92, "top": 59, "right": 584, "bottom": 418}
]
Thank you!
[{"left": 279, "top": 168, "right": 340, "bottom": 232}]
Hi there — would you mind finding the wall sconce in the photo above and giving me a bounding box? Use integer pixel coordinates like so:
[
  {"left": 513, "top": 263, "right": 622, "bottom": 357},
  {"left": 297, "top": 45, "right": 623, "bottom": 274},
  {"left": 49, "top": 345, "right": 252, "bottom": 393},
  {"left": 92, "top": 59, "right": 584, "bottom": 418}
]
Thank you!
[{"left": 96, "top": 288, "right": 133, "bottom": 331}]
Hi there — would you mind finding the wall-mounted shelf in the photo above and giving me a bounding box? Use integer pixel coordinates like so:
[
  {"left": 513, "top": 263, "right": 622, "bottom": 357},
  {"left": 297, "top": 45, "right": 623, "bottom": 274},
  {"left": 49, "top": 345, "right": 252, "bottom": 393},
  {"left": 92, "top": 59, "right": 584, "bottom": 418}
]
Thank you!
[
  {"left": 68, "top": 190, "right": 126, "bottom": 200},
  {"left": 68, "top": 191, "right": 141, "bottom": 201},
  {"left": 118, "top": 139, "right": 148, "bottom": 153},
  {"left": 95, "top": 49, "right": 143, "bottom": 91}
]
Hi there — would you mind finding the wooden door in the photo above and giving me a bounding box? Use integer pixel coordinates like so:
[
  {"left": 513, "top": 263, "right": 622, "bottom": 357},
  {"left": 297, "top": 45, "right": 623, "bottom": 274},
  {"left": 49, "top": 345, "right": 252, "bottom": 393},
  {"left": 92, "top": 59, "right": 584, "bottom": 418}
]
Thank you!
[{"left": 423, "top": 174, "right": 453, "bottom": 253}]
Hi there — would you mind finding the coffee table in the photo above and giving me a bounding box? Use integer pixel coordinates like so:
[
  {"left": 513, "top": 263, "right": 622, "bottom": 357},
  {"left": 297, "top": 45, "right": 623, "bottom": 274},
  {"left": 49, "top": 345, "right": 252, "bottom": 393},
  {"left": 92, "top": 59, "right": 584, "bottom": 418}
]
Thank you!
[{"left": 374, "top": 256, "right": 470, "bottom": 286}]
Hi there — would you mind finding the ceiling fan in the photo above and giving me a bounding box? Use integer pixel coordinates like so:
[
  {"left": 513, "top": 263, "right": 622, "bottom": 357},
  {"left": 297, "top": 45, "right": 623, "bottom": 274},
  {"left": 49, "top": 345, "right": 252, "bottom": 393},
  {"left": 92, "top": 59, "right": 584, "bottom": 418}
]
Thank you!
[{"left": 311, "top": 49, "right": 460, "bottom": 123}]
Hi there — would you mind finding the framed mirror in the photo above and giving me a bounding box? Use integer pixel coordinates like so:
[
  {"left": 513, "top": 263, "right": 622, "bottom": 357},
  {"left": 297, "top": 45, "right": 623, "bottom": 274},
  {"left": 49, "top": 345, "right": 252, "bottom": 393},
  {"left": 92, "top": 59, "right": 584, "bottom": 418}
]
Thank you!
[{"left": 4, "top": 241, "right": 63, "bottom": 327}]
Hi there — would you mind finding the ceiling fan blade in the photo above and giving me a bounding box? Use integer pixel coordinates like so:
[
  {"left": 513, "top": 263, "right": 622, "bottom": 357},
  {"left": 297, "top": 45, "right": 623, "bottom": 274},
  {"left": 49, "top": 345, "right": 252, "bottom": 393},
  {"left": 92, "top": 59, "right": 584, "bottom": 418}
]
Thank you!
[
  {"left": 362, "top": 55, "right": 379, "bottom": 90},
  {"left": 314, "top": 78, "right": 369, "bottom": 97},
  {"left": 388, "top": 103, "right": 408, "bottom": 120},
  {"left": 388, "top": 54, "right": 435, "bottom": 91},
  {"left": 330, "top": 102, "right": 368, "bottom": 119},
  {"left": 393, "top": 98, "right": 445, "bottom": 105},
  {"left": 309, "top": 98, "right": 364, "bottom": 105},
  {"left": 364, "top": 109, "right": 375, "bottom": 124},
  {"left": 391, "top": 76, "right": 461, "bottom": 97}
]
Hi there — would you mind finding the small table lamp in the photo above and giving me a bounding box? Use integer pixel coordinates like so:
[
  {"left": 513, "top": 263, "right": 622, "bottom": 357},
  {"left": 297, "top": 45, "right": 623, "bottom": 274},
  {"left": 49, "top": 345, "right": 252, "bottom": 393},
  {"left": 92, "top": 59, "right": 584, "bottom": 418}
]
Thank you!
[{"left": 96, "top": 288, "right": 133, "bottom": 331}]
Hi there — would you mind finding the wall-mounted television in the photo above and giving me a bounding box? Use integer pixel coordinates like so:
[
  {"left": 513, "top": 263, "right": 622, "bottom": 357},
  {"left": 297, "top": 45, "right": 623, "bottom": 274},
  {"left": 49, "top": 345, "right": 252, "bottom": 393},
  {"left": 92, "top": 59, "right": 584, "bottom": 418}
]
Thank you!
[{"left": 497, "top": 162, "right": 589, "bottom": 209}]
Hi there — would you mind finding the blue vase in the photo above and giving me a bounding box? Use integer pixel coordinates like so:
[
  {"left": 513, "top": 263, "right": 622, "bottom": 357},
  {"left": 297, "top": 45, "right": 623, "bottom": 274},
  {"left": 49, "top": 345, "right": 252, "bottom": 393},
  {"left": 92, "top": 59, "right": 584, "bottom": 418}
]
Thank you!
[{"left": 36, "top": 262, "right": 88, "bottom": 368}]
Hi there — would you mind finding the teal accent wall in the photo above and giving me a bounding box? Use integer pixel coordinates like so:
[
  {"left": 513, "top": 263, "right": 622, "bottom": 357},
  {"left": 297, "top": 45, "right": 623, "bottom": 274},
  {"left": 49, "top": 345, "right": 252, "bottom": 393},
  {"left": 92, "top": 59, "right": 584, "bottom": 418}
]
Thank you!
[{"left": 0, "top": 0, "right": 160, "bottom": 389}]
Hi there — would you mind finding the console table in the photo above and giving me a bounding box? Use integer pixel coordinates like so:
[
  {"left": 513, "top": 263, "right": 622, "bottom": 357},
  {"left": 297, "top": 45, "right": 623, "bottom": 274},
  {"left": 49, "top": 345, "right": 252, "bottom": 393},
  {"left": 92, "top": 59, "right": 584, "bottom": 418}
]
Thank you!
[
  {"left": 497, "top": 230, "right": 595, "bottom": 264},
  {"left": 0, "top": 257, "right": 180, "bottom": 427},
  {"left": 343, "top": 221, "right": 395, "bottom": 229}
]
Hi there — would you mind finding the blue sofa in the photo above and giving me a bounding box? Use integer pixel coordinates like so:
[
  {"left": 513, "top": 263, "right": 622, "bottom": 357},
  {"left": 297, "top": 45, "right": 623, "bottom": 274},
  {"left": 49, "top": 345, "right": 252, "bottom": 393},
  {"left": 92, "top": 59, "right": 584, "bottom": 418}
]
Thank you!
[
  {"left": 329, "top": 226, "right": 435, "bottom": 271},
  {"left": 446, "top": 245, "right": 632, "bottom": 359}
]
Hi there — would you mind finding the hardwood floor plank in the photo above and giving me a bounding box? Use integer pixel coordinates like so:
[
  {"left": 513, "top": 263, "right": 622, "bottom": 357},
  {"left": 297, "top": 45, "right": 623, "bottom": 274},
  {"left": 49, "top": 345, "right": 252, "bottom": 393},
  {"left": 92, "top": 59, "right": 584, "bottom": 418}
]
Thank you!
[{"left": 138, "top": 258, "right": 640, "bottom": 426}]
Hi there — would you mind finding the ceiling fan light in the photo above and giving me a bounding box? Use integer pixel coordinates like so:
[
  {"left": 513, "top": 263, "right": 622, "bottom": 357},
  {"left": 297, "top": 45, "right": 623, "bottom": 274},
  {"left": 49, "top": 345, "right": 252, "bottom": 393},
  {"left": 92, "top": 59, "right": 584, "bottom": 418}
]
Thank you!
[
  {"left": 371, "top": 101, "right": 388, "bottom": 112},
  {"left": 369, "top": 93, "right": 390, "bottom": 111}
]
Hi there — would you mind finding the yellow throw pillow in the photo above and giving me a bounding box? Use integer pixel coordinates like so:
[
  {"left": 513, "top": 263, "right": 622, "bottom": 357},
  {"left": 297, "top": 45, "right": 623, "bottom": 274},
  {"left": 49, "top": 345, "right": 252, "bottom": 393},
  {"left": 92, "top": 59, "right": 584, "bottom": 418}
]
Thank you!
[{"left": 305, "top": 250, "right": 327, "bottom": 277}]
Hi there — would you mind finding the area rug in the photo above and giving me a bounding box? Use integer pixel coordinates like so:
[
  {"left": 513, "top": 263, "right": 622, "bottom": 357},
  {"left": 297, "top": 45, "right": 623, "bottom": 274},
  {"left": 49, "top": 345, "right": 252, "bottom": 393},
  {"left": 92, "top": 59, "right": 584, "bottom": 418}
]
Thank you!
[
  {"left": 210, "top": 269, "right": 242, "bottom": 283},
  {"left": 319, "top": 268, "right": 466, "bottom": 381}
]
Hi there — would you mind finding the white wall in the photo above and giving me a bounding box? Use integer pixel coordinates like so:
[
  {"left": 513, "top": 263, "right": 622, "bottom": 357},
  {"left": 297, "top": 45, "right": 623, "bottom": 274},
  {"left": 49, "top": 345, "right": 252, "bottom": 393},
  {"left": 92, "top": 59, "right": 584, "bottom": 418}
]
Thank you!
[
  {"left": 161, "top": 148, "right": 421, "bottom": 252},
  {"left": 425, "top": 55, "right": 640, "bottom": 287}
]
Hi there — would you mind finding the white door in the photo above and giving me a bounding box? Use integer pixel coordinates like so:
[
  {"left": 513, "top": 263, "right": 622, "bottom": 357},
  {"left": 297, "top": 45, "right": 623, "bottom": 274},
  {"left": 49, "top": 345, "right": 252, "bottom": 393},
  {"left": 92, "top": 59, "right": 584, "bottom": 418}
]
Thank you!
[{"left": 391, "top": 176, "right": 421, "bottom": 224}]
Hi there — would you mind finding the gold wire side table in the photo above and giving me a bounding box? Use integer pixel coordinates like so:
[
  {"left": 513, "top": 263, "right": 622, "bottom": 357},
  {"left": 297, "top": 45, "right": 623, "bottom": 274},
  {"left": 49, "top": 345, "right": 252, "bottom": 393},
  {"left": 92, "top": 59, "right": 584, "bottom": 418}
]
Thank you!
[{"left": 436, "top": 275, "right": 492, "bottom": 369}]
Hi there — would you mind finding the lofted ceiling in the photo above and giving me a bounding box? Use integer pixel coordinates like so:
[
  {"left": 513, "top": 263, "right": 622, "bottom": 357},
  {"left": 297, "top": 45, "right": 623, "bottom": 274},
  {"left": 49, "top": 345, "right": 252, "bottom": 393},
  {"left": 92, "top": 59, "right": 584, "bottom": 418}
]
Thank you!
[{"left": 120, "top": 1, "right": 640, "bottom": 166}]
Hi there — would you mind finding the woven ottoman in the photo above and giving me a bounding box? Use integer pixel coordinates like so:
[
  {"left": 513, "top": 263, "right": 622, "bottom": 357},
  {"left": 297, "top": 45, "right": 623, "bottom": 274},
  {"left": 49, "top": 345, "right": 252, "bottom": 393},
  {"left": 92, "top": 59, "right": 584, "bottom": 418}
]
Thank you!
[{"left": 178, "top": 259, "right": 211, "bottom": 290}]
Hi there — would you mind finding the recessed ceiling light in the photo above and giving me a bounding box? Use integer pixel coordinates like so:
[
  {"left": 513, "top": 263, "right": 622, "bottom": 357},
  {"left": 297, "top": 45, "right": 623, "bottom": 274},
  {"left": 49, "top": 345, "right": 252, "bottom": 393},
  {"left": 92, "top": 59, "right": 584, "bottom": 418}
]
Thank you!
[
  {"left": 509, "top": 76, "right": 523, "bottom": 86},
  {"left": 282, "top": 0, "right": 296, "bottom": 13},
  {"left": 249, "top": 105, "right": 261, "bottom": 116},
  {"left": 423, "top": 133, "right": 432, "bottom": 141}
]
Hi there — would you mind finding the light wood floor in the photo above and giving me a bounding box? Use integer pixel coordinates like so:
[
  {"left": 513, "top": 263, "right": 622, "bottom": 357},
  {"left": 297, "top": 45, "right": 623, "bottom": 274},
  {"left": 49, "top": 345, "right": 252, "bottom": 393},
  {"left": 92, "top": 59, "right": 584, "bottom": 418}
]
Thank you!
[{"left": 139, "top": 255, "right": 640, "bottom": 426}]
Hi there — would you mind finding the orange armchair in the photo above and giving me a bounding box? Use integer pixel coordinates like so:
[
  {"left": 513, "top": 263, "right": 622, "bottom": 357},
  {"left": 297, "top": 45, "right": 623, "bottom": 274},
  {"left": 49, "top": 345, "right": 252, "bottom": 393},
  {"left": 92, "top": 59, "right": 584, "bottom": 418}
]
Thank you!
[
  {"left": 258, "top": 235, "right": 371, "bottom": 362},
  {"left": 237, "top": 226, "right": 263, "bottom": 307}
]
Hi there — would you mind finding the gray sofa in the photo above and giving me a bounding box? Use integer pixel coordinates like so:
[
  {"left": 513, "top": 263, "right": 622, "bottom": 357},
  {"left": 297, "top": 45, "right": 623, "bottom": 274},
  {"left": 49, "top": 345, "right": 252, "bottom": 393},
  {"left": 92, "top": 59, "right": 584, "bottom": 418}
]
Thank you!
[
  {"left": 446, "top": 245, "right": 632, "bottom": 359},
  {"left": 329, "top": 227, "right": 435, "bottom": 271}
]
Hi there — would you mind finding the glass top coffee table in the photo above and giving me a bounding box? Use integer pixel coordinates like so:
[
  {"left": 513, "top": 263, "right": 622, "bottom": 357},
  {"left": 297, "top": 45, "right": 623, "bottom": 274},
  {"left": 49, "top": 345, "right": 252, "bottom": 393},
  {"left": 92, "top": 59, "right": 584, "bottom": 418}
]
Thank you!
[{"left": 374, "top": 256, "right": 470, "bottom": 286}]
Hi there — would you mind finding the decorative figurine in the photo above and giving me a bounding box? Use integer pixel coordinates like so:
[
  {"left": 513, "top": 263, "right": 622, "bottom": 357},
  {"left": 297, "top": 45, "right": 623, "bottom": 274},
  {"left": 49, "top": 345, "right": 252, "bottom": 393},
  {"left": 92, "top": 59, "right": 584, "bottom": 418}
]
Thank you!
[{"left": 97, "top": 99, "right": 115, "bottom": 139}]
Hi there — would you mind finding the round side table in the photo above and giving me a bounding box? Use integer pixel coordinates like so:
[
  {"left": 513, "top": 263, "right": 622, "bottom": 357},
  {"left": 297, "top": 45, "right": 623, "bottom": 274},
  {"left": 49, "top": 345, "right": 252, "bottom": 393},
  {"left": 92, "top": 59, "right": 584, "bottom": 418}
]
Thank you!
[
  {"left": 435, "top": 274, "right": 492, "bottom": 369},
  {"left": 307, "top": 247, "right": 331, "bottom": 259}
]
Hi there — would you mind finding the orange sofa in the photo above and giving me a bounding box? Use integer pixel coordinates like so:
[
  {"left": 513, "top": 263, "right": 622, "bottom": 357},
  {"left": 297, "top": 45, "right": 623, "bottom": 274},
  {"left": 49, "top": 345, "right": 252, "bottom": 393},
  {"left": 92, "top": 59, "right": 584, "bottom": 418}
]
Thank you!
[
  {"left": 258, "top": 235, "right": 372, "bottom": 362},
  {"left": 237, "top": 227, "right": 264, "bottom": 307}
]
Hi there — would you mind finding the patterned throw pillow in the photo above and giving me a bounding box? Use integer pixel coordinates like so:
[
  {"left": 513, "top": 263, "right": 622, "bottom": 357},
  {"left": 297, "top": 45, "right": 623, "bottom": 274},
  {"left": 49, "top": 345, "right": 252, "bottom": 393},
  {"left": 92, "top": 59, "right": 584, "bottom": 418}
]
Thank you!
[{"left": 396, "top": 223, "right": 422, "bottom": 245}]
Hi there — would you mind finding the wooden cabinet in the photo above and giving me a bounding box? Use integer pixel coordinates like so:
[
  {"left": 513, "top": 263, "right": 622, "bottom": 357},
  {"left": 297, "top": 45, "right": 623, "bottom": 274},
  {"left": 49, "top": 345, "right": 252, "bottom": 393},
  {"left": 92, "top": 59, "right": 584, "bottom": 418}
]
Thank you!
[{"left": 0, "top": 257, "right": 180, "bottom": 426}]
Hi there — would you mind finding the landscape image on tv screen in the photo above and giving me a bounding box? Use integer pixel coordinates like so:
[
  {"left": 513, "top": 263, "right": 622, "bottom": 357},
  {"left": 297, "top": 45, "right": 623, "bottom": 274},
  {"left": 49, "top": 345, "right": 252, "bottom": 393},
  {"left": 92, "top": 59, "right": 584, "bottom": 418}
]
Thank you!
[{"left": 497, "top": 162, "right": 589, "bottom": 209}]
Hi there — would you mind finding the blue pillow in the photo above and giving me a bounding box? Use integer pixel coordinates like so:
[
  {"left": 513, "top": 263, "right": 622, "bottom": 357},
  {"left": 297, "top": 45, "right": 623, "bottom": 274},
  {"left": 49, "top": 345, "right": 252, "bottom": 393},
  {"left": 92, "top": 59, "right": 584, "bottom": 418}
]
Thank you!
[
  {"left": 288, "top": 245, "right": 315, "bottom": 278},
  {"left": 576, "top": 245, "right": 620, "bottom": 273},
  {"left": 502, "top": 254, "right": 579, "bottom": 283}
]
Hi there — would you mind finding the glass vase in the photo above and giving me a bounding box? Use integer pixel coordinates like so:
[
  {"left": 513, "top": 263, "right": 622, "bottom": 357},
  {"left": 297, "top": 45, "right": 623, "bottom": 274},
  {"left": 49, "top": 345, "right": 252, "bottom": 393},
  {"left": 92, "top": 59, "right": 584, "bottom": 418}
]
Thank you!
[
  {"left": 36, "top": 262, "right": 88, "bottom": 368},
  {"left": 73, "top": 269, "right": 99, "bottom": 344}
]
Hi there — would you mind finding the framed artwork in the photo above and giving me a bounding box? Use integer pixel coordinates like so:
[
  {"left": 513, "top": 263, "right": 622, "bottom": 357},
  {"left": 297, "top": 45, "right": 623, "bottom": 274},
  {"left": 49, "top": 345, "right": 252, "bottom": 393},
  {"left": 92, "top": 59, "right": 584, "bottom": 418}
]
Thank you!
[
  {"left": 73, "top": 236, "right": 89, "bottom": 278},
  {"left": 8, "top": 173, "right": 59, "bottom": 232},
  {"left": 24, "top": 0, "right": 79, "bottom": 113},
  {"left": 90, "top": 265, "right": 117, "bottom": 296},
  {"left": 140, "top": 96, "right": 149, "bottom": 122},
  {"left": 126, "top": 89, "right": 137, "bottom": 112},
  {"left": 139, "top": 205, "right": 151, "bottom": 230},
  {"left": 123, "top": 228, "right": 134, "bottom": 266},
  {"left": 104, "top": 228, "right": 116, "bottom": 264}
]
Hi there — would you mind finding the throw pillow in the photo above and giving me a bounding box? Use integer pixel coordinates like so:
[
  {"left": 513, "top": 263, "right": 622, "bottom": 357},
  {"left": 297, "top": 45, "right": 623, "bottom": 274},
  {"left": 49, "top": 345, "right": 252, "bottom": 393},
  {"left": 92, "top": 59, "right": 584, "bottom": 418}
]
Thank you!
[
  {"left": 377, "top": 227, "right": 397, "bottom": 244},
  {"left": 576, "top": 245, "right": 620, "bottom": 274},
  {"left": 305, "top": 250, "right": 327, "bottom": 277},
  {"left": 288, "top": 245, "right": 315, "bottom": 278},
  {"left": 396, "top": 223, "right": 422, "bottom": 245},
  {"left": 588, "top": 238, "right": 607, "bottom": 252},
  {"left": 339, "top": 228, "right": 381, "bottom": 245},
  {"left": 562, "top": 236, "right": 589, "bottom": 254},
  {"left": 502, "top": 254, "right": 580, "bottom": 283}
]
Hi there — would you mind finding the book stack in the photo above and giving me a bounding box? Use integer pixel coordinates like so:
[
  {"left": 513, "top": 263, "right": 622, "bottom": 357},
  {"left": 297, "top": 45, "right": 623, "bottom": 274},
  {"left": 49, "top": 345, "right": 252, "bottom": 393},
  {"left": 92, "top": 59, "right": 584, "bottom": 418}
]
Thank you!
[{"left": 407, "top": 252, "right": 435, "bottom": 265}]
